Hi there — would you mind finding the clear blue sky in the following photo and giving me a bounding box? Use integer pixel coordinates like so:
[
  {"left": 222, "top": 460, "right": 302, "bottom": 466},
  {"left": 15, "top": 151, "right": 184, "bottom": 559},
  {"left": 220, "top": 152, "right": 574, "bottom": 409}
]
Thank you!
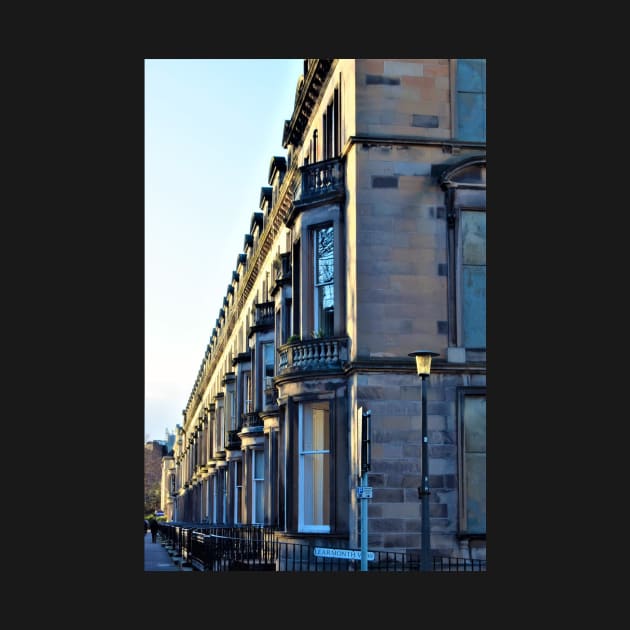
[{"left": 145, "top": 58, "right": 305, "bottom": 443}]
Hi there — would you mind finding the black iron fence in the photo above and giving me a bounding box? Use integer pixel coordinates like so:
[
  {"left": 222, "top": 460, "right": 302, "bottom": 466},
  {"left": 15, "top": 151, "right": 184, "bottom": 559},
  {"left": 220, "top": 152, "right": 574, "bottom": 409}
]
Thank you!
[{"left": 157, "top": 523, "right": 486, "bottom": 572}]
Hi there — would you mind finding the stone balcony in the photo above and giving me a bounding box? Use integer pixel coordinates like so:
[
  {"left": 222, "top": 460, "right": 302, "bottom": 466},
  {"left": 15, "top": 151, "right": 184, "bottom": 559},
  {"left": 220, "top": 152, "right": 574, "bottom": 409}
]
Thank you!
[
  {"left": 295, "top": 157, "right": 344, "bottom": 204},
  {"left": 277, "top": 336, "right": 349, "bottom": 376}
]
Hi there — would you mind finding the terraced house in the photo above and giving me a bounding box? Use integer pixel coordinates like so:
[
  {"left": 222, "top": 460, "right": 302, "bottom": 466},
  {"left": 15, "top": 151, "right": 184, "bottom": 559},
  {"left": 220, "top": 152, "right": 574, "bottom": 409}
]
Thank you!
[{"left": 167, "top": 59, "right": 486, "bottom": 566}]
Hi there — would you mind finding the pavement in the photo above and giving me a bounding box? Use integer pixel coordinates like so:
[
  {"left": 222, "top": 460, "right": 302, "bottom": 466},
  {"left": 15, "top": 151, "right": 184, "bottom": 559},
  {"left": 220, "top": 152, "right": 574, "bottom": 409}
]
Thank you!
[{"left": 144, "top": 530, "right": 192, "bottom": 572}]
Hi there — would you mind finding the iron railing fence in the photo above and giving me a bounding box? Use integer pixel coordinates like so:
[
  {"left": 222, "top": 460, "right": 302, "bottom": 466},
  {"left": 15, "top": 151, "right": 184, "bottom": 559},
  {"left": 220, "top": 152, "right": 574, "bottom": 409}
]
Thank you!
[
  {"left": 432, "top": 555, "right": 486, "bottom": 572},
  {"left": 158, "top": 523, "right": 486, "bottom": 572}
]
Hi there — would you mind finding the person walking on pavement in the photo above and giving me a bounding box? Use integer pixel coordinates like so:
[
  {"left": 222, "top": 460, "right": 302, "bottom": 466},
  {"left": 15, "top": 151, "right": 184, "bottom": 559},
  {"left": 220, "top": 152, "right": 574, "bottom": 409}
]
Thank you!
[
  {"left": 144, "top": 519, "right": 149, "bottom": 535},
  {"left": 149, "top": 517, "right": 159, "bottom": 543}
]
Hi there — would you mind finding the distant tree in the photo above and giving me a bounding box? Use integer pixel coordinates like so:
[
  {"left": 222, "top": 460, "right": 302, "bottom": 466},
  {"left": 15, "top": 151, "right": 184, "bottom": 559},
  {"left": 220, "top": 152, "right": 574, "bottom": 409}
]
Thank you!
[
  {"left": 144, "top": 484, "right": 161, "bottom": 514},
  {"left": 144, "top": 441, "right": 166, "bottom": 514}
]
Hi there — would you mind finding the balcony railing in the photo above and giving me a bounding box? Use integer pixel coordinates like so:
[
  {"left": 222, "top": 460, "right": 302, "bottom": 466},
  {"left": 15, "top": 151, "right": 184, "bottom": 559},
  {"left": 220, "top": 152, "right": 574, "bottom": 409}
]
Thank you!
[
  {"left": 241, "top": 411, "right": 263, "bottom": 431},
  {"left": 254, "top": 301, "right": 274, "bottom": 326},
  {"left": 248, "top": 301, "right": 274, "bottom": 337},
  {"left": 277, "top": 336, "right": 348, "bottom": 375},
  {"left": 263, "top": 376, "right": 278, "bottom": 410},
  {"left": 225, "top": 429, "right": 241, "bottom": 450},
  {"left": 295, "top": 157, "right": 344, "bottom": 203},
  {"left": 273, "top": 252, "right": 291, "bottom": 283}
]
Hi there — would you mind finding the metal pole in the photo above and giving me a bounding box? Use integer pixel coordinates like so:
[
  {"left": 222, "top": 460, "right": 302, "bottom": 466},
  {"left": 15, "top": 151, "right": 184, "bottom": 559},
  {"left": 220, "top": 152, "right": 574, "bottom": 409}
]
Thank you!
[
  {"left": 420, "top": 373, "right": 431, "bottom": 571},
  {"left": 360, "top": 470, "right": 368, "bottom": 571},
  {"left": 359, "top": 407, "right": 371, "bottom": 571}
]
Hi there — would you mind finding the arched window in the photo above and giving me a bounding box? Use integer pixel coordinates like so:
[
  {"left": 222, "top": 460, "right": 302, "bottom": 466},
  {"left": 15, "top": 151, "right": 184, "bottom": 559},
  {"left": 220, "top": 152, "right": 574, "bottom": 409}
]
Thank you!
[{"left": 441, "top": 155, "right": 486, "bottom": 356}]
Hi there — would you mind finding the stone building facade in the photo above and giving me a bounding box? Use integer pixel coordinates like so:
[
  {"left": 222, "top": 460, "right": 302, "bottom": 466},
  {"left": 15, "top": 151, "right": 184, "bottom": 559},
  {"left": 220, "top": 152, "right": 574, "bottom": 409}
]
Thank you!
[{"left": 170, "top": 59, "right": 486, "bottom": 562}]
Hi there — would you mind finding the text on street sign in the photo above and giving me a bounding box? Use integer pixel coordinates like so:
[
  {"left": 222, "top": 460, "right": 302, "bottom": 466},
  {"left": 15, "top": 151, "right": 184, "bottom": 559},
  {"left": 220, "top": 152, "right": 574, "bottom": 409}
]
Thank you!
[{"left": 314, "top": 547, "right": 375, "bottom": 561}]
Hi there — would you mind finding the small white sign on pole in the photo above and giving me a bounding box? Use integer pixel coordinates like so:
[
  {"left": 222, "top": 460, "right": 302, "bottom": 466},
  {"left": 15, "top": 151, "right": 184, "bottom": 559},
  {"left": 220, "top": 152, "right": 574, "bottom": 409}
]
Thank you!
[{"left": 356, "top": 486, "right": 373, "bottom": 499}]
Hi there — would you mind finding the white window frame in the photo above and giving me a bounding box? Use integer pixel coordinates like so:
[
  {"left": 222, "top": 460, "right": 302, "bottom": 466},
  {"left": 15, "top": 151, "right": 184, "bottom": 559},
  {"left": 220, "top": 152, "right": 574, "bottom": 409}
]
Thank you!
[
  {"left": 252, "top": 450, "right": 264, "bottom": 525},
  {"left": 212, "top": 473, "right": 217, "bottom": 524},
  {"left": 226, "top": 388, "right": 236, "bottom": 433},
  {"left": 215, "top": 401, "right": 225, "bottom": 452},
  {"left": 233, "top": 460, "right": 242, "bottom": 524},
  {"left": 298, "top": 401, "right": 331, "bottom": 533},
  {"left": 221, "top": 467, "right": 228, "bottom": 524},
  {"left": 242, "top": 371, "right": 252, "bottom": 414}
]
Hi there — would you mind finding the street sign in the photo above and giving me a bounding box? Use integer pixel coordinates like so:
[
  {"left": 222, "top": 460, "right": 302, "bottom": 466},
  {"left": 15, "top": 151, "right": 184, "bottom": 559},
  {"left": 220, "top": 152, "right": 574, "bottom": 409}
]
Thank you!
[
  {"left": 356, "top": 486, "right": 373, "bottom": 499},
  {"left": 314, "top": 547, "right": 375, "bottom": 561}
]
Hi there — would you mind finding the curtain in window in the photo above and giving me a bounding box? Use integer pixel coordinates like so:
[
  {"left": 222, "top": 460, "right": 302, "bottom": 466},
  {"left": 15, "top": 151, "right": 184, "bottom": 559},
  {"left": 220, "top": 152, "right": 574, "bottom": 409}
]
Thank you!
[{"left": 300, "top": 402, "right": 330, "bottom": 530}]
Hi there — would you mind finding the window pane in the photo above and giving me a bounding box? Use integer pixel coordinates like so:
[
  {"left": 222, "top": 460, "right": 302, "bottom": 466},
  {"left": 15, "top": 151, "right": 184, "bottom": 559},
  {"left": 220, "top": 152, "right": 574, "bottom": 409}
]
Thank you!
[
  {"left": 462, "top": 210, "right": 486, "bottom": 348},
  {"left": 456, "top": 59, "right": 486, "bottom": 142},
  {"left": 316, "top": 285, "right": 334, "bottom": 336},
  {"left": 303, "top": 404, "right": 329, "bottom": 451},
  {"left": 316, "top": 227, "right": 334, "bottom": 284},
  {"left": 243, "top": 371, "right": 252, "bottom": 413},
  {"left": 317, "top": 284, "right": 334, "bottom": 311},
  {"left": 234, "top": 461, "right": 242, "bottom": 524},
  {"left": 451, "top": 164, "right": 482, "bottom": 184},
  {"left": 457, "top": 93, "right": 485, "bottom": 141},
  {"left": 457, "top": 59, "right": 484, "bottom": 92},
  {"left": 255, "top": 480, "right": 264, "bottom": 523},
  {"left": 216, "top": 406, "right": 224, "bottom": 450},
  {"left": 254, "top": 450, "right": 264, "bottom": 478},
  {"left": 464, "top": 396, "right": 486, "bottom": 533},
  {"left": 253, "top": 451, "right": 264, "bottom": 524},
  {"left": 462, "top": 211, "right": 486, "bottom": 265},
  {"left": 225, "top": 391, "right": 234, "bottom": 431},
  {"left": 313, "top": 226, "right": 334, "bottom": 337},
  {"left": 263, "top": 342, "right": 274, "bottom": 377},
  {"left": 302, "top": 453, "right": 330, "bottom": 525},
  {"left": 463, "top": 267, "right": 486, "bottom": 348},
  {"left": 300, "top": 402, "right": 331, "bottom": 530}
]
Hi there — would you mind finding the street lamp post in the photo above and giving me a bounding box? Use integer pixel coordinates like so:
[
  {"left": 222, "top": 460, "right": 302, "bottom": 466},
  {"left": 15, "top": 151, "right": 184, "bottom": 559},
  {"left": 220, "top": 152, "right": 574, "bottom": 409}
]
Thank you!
[{"left": 408, "top": 350, "right": 439, "bottom": 572}]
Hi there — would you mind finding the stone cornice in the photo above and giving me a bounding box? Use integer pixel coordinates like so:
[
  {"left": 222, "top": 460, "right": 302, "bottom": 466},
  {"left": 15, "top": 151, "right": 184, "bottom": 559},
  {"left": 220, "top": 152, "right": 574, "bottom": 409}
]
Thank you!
[
  {"left": 341, "top": 134, "right": 486, "bottom": 159},
  {"left": 199, "top": 165, "right": 299, "bottom": 392},
  {"left": 282, "top": 59, "right": 335, "bottom": 149},
  {"left": 343, "top": 359, "right": 486, "bottom": 375},
  {"left": 186, "top": 64, "right": 337, "bottom": 414}
]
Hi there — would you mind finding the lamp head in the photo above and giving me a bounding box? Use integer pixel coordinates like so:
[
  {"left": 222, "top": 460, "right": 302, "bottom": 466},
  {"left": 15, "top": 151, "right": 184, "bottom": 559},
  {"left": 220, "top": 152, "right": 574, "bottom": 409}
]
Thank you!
[{"left": 408, "top": 350, "right": 440, "bottom": 376}]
